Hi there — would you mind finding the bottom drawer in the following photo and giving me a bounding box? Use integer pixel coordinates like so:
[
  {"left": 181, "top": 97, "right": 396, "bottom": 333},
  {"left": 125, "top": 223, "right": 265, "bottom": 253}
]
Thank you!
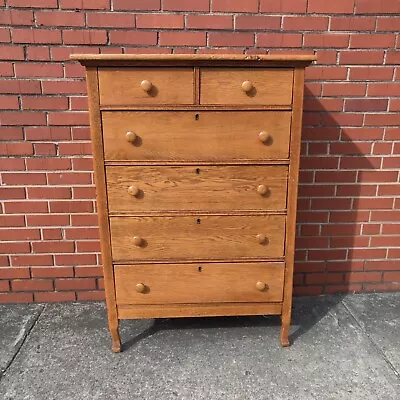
[{"left": 114, "top": 262, "right": 284, "bottom": 305}]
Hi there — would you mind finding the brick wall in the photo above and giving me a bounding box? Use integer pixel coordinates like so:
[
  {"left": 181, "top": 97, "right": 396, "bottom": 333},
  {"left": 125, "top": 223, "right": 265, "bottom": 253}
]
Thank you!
[{"left": 1, "top": 0, "right": 399, "bottom": 303}]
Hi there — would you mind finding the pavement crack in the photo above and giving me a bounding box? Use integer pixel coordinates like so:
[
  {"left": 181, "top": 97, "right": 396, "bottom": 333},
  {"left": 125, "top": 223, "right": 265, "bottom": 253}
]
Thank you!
[
  {"left": 0, "top": 304, "right": 46, "bottom": 381},
  {"left": 341, "top": 299, "right": 400, "bottom": 381}
]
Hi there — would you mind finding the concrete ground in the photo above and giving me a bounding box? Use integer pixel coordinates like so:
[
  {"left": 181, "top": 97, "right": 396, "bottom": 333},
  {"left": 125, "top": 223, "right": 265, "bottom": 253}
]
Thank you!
[{"left": 0, "top": 293, "right": 399, "bottom": 400}]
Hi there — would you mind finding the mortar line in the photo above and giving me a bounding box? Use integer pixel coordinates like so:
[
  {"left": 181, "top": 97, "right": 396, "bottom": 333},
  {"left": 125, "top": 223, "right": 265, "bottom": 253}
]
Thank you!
[
  {"left": 0, "top": 304, "right": 46, "bottom": 381},
  {"left": 341, "top": 299, "right": 400, "bottom": 380}
]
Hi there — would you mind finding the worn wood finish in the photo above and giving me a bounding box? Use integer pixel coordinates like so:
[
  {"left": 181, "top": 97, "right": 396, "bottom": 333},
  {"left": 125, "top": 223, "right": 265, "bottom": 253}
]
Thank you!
[
  {"left": 117, "top": 302, "right": 282, "bottom": 319},
  {"left": 102, "top": 111, "right": 292, "bottom": 161},
  {"left": 85, "top": 68, "right": 121, "bottom": 353},
  {"left": 106, "top": 165, "right": 288, "bottom": 213},
  {"left": 200, "top": 68, "right": 293, "bottom": 105},
  {"left": 98, "top": 68, "right": 194, "bottom": 106},
  {"left": 280, "top": 67, "right": 306, "bottom": 347},
  {"left": 73, "top": 54, "right": 314, "bottom": 351},
  {"left": 114, "top": 262, "right": 285, "bottom": 305},
  {"left": 110, "top": 214, "right": 285, "bottom": 261}
]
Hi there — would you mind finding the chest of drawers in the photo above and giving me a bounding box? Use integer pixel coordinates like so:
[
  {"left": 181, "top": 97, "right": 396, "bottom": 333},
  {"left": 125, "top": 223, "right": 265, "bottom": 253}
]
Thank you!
[{"left": 72, "top": 54, "right": 316, "bottom": 352}]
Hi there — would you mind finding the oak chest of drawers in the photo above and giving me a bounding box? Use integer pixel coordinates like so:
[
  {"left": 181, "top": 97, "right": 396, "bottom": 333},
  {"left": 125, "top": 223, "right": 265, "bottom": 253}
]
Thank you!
[{"left": 72, "top": 54, "right": 316, "bottom": 352}]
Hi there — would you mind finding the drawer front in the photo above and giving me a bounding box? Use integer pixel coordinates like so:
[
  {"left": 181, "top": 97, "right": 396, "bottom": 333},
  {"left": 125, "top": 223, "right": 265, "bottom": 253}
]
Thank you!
[
  {"left": 106, "top": 165, "right": 288, "bottom": 213},
  {"left": 98, "top": 68, "right": 194, "bottom": 106},
  {"left": 114, "top": 262, "right": 285, "bottom": 305},
  {"left": 200, "top": 68, "right": 293, "bottom": 105},
  {"left": 102, "top": 111, "right": 291, "bottom": 161},
  {"left": 110, "top": 215, "right": 285, "bottom": 261}
]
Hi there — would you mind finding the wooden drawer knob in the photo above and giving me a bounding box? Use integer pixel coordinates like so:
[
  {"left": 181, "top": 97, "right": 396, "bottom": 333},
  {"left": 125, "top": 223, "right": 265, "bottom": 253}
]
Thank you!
[
  {"left": 126, "top": 131, "right": 137, "bottom": 143},
  {"left": 141, "top": 79, "right": 152, "bottom": 92},
  {"left": 257, "top": 184, "right": 269, "bottom": 196},
  {"left": 256, "top": 281, "right": 268, "bottom": 291},
  {"left": 135, "top": 283, "right": 146, "bottom": 293},
  {"left": 128, "top": 186, "right": 139, "bottom": 197},
  {"left": 241, "top": 80, "right": 254, "bottom": 93},
  {"left": 256, "top": 234, "right": 267, "bottom": 244},
  {"left": 259, "top": 131, "right": 270, "bottom": 143},
  {"left": 133, "top": 236, "right": 143, "bottom": 247}
]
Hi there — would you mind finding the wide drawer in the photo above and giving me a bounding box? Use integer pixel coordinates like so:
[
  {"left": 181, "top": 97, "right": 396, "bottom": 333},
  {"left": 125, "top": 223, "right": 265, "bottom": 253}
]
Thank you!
[
  {"left": 200, "top": 68, "right": 293, "bottom": 105},
  {"left": 102, "top": 111, "right": 291, "bottom": 161},
  {"left": 98, "top": 68, "right": 194, "bottom": 106},
  {"left": 106, "top": 165, "right": 288, "bottom": 213},
  {"left": 110, "top": 214, "right": 285, "bottom": 261},
  {"left": 114, "top": 262, "right": 285, "bottom": 305}
]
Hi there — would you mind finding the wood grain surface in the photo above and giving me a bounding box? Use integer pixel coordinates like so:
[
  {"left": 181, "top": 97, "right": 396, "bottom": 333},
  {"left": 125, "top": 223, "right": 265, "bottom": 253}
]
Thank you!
[
  {"left": 102, "top": 110, "right": 291, "bottom": 161},
  {"left": 106, "top": 165, "right": 288, "bottom": 213}
]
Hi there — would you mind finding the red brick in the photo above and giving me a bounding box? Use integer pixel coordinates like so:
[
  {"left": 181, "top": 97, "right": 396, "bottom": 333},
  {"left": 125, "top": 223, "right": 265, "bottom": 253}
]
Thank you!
[
  {"left": 55, "top": 278, "right": 96, "bottom": 290},
  {"left": 0, "top": 292, "right": 33, "bottom": 303},
  {"left": 60, "top": 0, "right": 110, "bottom": 9},
  {"left": 303, "top": 98, "right": 344, "bottom": 112},
  {"left": 34, "top": 291, "right": 75, "bottom": 302},
  {"left": 26, "top": 215, "right": 70, "bottom": 227},
  {"left": 64, "top": 64, "right": 85, "bottom": 78},
  {"left": 62, "top": 30, "right": 107, "bottom": 45},
  {"left": 304, "top": 34, "right": 349, "bottom": 48},
  {"left": 0, "top": 242, "right": 30, "bottom": 254},
  {"left": 65, "top": 228, "right": 99, "bottom": 240},
  {"left": 314, "top": 50, "right": 337, "bottom": 65},
  {"left": 0, "top": 143, "right": 32, "bottom": 156},
  {"left": 182, "top": 14, "right": 231, "bottom": 30},
  {"left": 327, "top": 261, "right": 364, "bottom": 272},
  {"left": 340, "top": 51, "right": 384, "bottom": 65},
  {"left": 362, "top": 224, "right": 381, "bottom": 235},
  {"left": 47, "top": 172, "right": 92, "bottom": 185},
  {"left": 36, "top": 143, "right": 58, "bottom": 156},
  {"left": 283, "top": 16, "right": 328, "bottom": 31},
  {"left": 321, "top": 112, "right": 363, "bottom": 127},
  {"left": 71, "top": 159, "right": 93, "bottom": 172},
  {"left": 364, "top": 283, "right": 400, "bottom": 292},
  {"left": 5, "top": 201, "right": 48, "bottom": 214},
  {"left": 0, "top": 27, "right": 10, "bottom": 43},
  {"left": 389, "top": 99, "right": 400, "bottom": 112},
  {"left": 12, "top": 279, "right": 53, "bottom": 292},
  {"left": 339, "top": 157, "right": 381, "bottom": 170},
  {"left": 295, "top": 261, "right": 325, "bottom": 273},
  {"left": 36, "top": 11, "right": 85, "bottom": 27},
  {"left": 0, "top": 159, "right": 25, "bottom": 171},
  {"left": 293, "top": 286, "right": 323, "bottom": 296},
  {"left": 0, "top": 281, "right": 10, "bottom": 292},
  {"left": 50, "top": 46, "right": 100, "bottom": 62},
  {"left": 27, "top": 159, "right": 71, "bottom": 171},
  {"left": 42, "top": 228, "right": 63, "bottom": 240},
  {"left": 311, "top": 198, "right": 352, "bottom": 211},
  {"left": 0, "top": 267, "right": 29, "bottom": 279},
  {"left": 0, "top": 9, "right": 34, "bottom": 25},
  {"left": 49, "top": 201, "right": 93, "bottom": 214},
  {"left": 0, "top": 111, "right": 46, "bottom": 126},
  {"left": 358, "top": 171, "right": 398, "bottom": 183},
  {"left": 234, "top": 15, "right": 279, "bottom": 31},
  {"left": 308, "top": 0, "right": 354, "bottom": 13},
  {"left": 298, "top": 185, "right": 336, "bottom": 198},
  {"left": 0, "top": 127, "right": 23, "bottom": 140},
  {"left": 296, "top": 236, "right": 329, "bottom": 249},
  {"left": 348, "top": 248, "right": 387, "bottom": 260},
  {"left": 315, "top": 171, "right": 357, "bottom": 184},
  {"left": 365, "top": 260, "right": 400, "bottom": 271},
  {"left": 0, "top": 229, "right": 39, "bottom": 241},
  {"left": 308, "top": 249, "right": 347, "bottom": 261},
  {"left": 379, "top": 185, "right": 400, "bottom": 196},
  {"left": 113, "top": 0, "right": 160, "bottom": 10},
  {"left": 365, "top": 113, "right": 400, "bottom": 127},
  {"left": 373, "top": 142, "right": 393, "bottom": 155},
  {"left": 350, "top": 34, "right": 396, "bottom": 49},
  {"left": 209, "top": 32, "right": 254, "bottom": 47},
  {"left": 48, "top": 111, "right": 89, "bottom": 126},
  {"left": 330, "top": 17, "right": 376, "bottom": 31},
  {"left": 377, "top": 17, "right": 400, "bottom": 31},
  {"left": 0, "top": 46, "right": 24, "bottom": 60},
  {"left": 257, "top": 33, "right": 302, "bottom": 48},
  {"left": 300, "top": 155, "right": 339, "bottom": 170},
  {"left": 355, "top": 0, "right": 400, "bottom": 14},
  {"left": 136, "top": 13, "right": 183, "bottom": 29},
  {"left": 26, "top": 46, "right": 50, "bottom": 61},
  {"left": 41, "top": 80, "right": 86, "bottom": 95},
  {"left": 25, "top": 127, "right": 71, "bottom": 141},
  {"left": 0, "top": 215, "right": 25, "bottom": 227},
  {"left": 345, "top": 99, "right": 388, "bottom": 112},
  {"left": 32, "top": 241, "right": 75, "bottom": 253},
  {"left": 383, "top": 272, "right": 400, "bottom": 282},
  {"left": 75, "top": 241, "right": 101, "bottom": 252},
  {"left": 386, "top": 51, "right": 400, "bottom": 65},
  {"left": 322, "top": 83, "right": 366, "bottom": 97},
  {"left": 77, "top": 291, "right": 105, "bottom": 301},
  {"left": 109, "top": 30, "right": 157, "bottom": 45},
  {"left": 55, "top": 254, "right": 96, "bottom": 266},
  {"left": 308, "top": 142, "right": 328, "bottom": 155},
  {"left": 305, "top": 273, "right": 343, "bottom": 285},
  {"left": 27, "top": 187, "right": 71, "bottom": 200},
  {"left": 71, "top": 214, "right": 98, "bottom": 226},
  {"left": 21, "top": 96, "right": 68, "bottom": 111},
  {"left": 329, "top": 211, "right": 369, "bottom": 223},
  {"left": 0, "top": 95, "right": 19, "bottom": 110},
  {"left": 9, "top": 0, "right": 57, "bottom": 6},
  {"left": 12, "top": 28, "right": 61, "bottom": 44},
  {"left": 15, "top": 63, "right": 63, "bottom": 78},
  {"left": 349, "top": 67, "right": 394, "bottom": 81},
  {"left": 159, "top": 31, "right": 206, "bottom": 46},
  {"left": 0, "top": 257, "right": 9, "bottom": 267},
  {"left": 212, "top": 0, "right": 258, "bottom": 12},
  {"left": 2, "top": 172, "right": 46, "bottom": 185},
  {"left": 72, "top": 187, "right": 96, "bottom": 199},
  {"left": 368, "top": 83, "right": 400, "bottom": 96},
  {"left": 0, "top": 62, "right": 13, "bottom": 76},
  {"left": 342, "top": 128, "right": 384, "bottom": 141},
  {"left": 302, "top": 127, "right": 340, "bottom": 141},
  {"left": 331, "top": 236, "right": 370, "bottom": 248},
  {"left": 371, "top": 236, "right": 400, "bottom": 248},
  {"left": 11, "top": 254, "right": 53, "bottom": 266},
  {"left": 260, "top": 0, "right": 306, "bottom": 13},
  {"left": 74, "top": 266, "right": 102, "bottom": 277},
  {"left": 0, "top": 79, "right": 41, "bottom": 94},
  {"left": 163, "top": 0, "right": 208, "bottom": 11}
]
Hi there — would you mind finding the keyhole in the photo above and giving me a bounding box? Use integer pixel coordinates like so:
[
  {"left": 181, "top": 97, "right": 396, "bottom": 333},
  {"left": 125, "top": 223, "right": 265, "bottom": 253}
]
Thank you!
[
  {"left": 197, "top": 218, "right": 201, "bottom": 224},
  {"left": 195, "top": 113, "right": 199, "bottom": 120},
  {"left": 196, "top": 168, "right": 200, "bottom": 174},
  {"left": 198, "top": 266, "right": 202, "bottom": 272}
]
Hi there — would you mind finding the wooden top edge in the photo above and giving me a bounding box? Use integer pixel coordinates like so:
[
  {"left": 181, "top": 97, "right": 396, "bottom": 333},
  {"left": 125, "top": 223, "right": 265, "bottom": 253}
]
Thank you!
[{"left": 70, "top": 53, "right": 317, "bottom": 66}]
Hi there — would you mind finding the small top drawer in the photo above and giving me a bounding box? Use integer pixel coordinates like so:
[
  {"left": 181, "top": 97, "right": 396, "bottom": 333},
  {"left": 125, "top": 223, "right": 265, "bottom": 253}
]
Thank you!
[
  {"left": 200, "top": 68, "right": 293, "bottom": 106},
  {"left": 98, "top": 67, "right": 194, "bottom": 106}
]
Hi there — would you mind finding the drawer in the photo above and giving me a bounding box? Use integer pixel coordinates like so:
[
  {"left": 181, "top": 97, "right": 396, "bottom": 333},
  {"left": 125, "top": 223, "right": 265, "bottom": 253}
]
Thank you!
[
  {"left": 110, "top": 214, "right": 285, "bottom": 261},
  {"left": 114, "top": 262, "right": 285, "bottom": 305},
  {"left": 106, "top": 165, "right": 288, "bottom": 213},
  {"left": 200, "top": 68, "right": 293, "bottom": 105},
  {"left": 102, "top": 111, "right": 291, "bottom": 161},
  {"left": 98, "top": 68, "right": 194, "bottom": 106}
]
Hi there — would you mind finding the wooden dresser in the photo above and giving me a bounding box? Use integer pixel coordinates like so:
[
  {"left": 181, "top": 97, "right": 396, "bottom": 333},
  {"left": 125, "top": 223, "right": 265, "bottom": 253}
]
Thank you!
[{"left": 72, "top": 54, "right": 316, "bottom": 352}]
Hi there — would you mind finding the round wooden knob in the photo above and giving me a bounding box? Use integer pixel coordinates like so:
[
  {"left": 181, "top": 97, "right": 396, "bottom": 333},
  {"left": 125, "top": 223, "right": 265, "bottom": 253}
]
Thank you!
[
  {"left": 256, "top": 234, "right": 267, "bottom": 244},
  {"left": 128, "top": 186, "right": 139, "bottom": 197},
  {"left": 141, "top": 79, "right": 152, "bottom": 92},
  {"left": 257, "top": 184, "right": 269, "bottom": 196},
  {"left": 135, "top": 283, "right": 145, "bottom": 293},
  {"left": 133, "top": 236, "right": 143, "bottom": 247},
  {"left": 126, "top": 131, "right": 137, "bottom": 143},
  {"left": 256, "top": 281, "right": 268, "bottom": 291},
  {"left": 259, "top": 131, "right": 270, "bottom": 143},
  {"left": 241, "top": 80, "right": 254, "bottom": 93}
]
